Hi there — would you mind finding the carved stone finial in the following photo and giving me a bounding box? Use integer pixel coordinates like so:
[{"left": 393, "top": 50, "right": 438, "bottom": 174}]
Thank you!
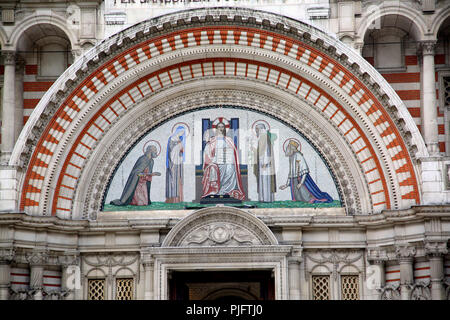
[
  {"left": 395, "top": 245, "right": 416, "bottom": 262},
  {"left": 424, "top": 241, "right": 448, "bottom": 257}
]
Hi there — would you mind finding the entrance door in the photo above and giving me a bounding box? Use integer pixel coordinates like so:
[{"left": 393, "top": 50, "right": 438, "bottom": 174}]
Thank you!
[{"left": 169, "top": 270, "right": 275, "bottom": 300}]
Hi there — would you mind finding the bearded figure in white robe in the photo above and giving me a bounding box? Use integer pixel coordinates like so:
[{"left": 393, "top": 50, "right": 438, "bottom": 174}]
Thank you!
[{"left": 252, "top": 123, "right": 276, "bottom": 202}]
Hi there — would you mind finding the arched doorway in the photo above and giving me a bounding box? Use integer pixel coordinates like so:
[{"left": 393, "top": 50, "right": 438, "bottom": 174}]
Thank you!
[{"left": 168, "top": 270, "right": 274, "bottom": 300}]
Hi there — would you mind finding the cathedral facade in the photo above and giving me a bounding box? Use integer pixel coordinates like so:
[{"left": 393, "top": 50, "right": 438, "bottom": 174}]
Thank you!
[{"left": 0, "top": 0, "right": 449, "bottom": 300}]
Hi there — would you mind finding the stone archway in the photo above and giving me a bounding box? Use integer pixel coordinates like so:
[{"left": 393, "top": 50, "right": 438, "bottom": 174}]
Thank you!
[{"left": 8, "top": 7, "right": 424, "bottom": 219}]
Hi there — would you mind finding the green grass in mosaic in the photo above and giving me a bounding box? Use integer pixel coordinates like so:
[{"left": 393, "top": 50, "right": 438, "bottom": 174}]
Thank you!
[{"left": 103, "top": 200, "right": 341, "bottom": 211}]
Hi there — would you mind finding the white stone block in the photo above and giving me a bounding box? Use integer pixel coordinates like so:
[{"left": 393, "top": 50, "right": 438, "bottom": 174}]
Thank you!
[
  {"left": 422, "top": 193, "right": 446, "bottom": 205},
  {"left": 0, "top": 169, "right": 17, "bottom": 179},
  {"left": 421, "top": 181, "right": 442, "bottom": 193},
  {"left": 421, "top": 170, "right": 442, "bottom": 182},
  {"left": 0, "top": 189, "right": 17, "bottom": 200},
  {"left": 421, "top": 161, "right": 440, "bottom": 171},
  {"left": 0, "top": 199, "right": 16, "bottom": 211},
  {"left": 0, "top": 178, "right": 17, "bottom": 189}
]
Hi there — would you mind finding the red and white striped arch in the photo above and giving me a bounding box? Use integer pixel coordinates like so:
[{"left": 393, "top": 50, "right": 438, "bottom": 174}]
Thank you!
[{"left": 17, "top": 18, "right": 421, "bottom": 217}]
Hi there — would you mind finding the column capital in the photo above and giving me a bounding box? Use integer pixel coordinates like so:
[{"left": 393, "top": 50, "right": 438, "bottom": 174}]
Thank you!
[
  {"left": 395, "top": 245, "right": 416, "bottom": 263},
  {"left": 287, "top": 247, "right": 303, "bottom": 264},
  {"left": 418, "top": 40, "right": 437, "bottom": 56},
  {"left": 140, "top": 251, "right": 154, "bottom": 268},
  {"left": 2, "top": 51, "right": 16, "bottom": 65},
  {"left": 26, "top": 250, "right": 49, "bottom": 267},
  {"left": 288, "top": 246, "right": 303, "bottom": 264},
  {"left": 57, "top": 253, "right": 80, "bottom": 267},
  {"left": 424, "top": 241, "right": 448, "bottom": 258},
  {"left": 367, "top": 248, "right": 388, "bottom": 264},
  {"left": 0, "top": 248, "right": 15, "bottom": 264}
]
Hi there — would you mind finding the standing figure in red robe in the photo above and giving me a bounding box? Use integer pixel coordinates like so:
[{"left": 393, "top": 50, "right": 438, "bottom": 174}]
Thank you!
[{"left": 201, "top": 121, "right": 245, "bottom": 200}]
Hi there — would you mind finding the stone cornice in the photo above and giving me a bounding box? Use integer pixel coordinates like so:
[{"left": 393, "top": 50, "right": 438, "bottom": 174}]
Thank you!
[
  {"left": 148, "top": 245, "right": 293, "bottom": 256},
  {"left": 0, "top": 205, "right": 449, "bottom": 232}
]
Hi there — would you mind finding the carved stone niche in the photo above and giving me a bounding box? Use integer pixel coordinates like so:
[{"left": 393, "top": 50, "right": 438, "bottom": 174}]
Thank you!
[{"left": 162, "top": 206, "right": 278, "bottom": 247}]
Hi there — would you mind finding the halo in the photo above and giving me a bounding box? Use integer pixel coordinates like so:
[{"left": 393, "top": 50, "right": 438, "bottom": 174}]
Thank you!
[
  {"left": 211, "top": 117, "right": 230, "bottom": 128},
  {"left": 142, "top": 139, "right": 161, "bottom": 156},
  {"left": 171, "top": 122, "right": 190, "bottom": 136},
  {"left": 252, "top": 119, "right": 270, "bottom": 133},
  {"left": 283, "top": 138, "right": 301, "bottom": 153}
]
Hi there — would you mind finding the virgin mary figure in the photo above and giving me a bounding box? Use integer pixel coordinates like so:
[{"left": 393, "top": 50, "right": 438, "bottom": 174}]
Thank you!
[{"left": 165, "top": 126, "right": 186, "bottom": 203}]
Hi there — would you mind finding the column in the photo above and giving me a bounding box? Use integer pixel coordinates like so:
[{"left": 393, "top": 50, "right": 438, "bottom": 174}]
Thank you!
[
  {"left": 425, "top": 241, "right": 448, "bottom": 300},
  {"left": 419, "top": 41, "right": 439, "bottom": 155},
  {"left": 395, "top": 245, "right": 416, "bottom": 300},
  {"left": 1, "top": 51, "right": 16, "bottom": 164},
  {"left": 14, "top": 57, "right": 24, "bottom": 143},
  {"left": 288, "top": 247, "right": 302, "bottom": 300},
  {"left": 26, "top": 251, "right": 48, "bottom": 300},
  {"left": 141, "top": 252, "right": 154, "bottom": 300},
  {"left": 0, "top": 248, "right": 14, "bottom": 300}
]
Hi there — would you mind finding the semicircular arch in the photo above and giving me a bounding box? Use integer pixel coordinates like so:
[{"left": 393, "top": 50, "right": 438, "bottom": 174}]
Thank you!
[
  {"left": 8, "top": 14, "right": 79, "bottom": 51},
  {"left": 11, "top": 7, "right": 424, "bottom": 219},
  {"left": 162, "top": 206, "right": 279, "bottom": 247}
]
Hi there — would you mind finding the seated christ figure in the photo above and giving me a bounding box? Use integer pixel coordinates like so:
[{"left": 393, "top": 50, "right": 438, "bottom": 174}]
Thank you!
[{"left": 201, "top": 121, "right": 245, "bottom": 200}]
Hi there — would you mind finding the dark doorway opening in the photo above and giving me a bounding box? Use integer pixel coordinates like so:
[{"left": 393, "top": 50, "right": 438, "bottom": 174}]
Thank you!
[{"left": 169, "top": 270, "right": 275, "bottom": 300}]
